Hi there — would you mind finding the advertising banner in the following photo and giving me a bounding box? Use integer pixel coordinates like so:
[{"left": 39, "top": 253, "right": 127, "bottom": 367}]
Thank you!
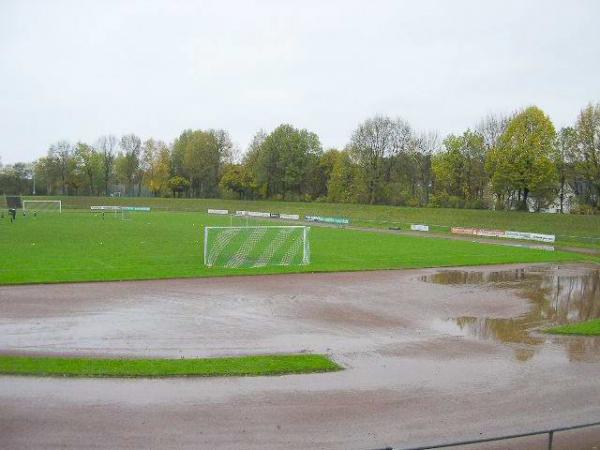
[
  {"left": 91, "top": 205, "right": 121, "bottom": 211},
  {"left": 451, "top": 227, "right": 477, "bottom": 236},
  {"left": 505, "top": 231, "right": 556, "bottom": 243},
  {"left": 451, "top": 227, "right": 556, "bottom": 243},
  {"left": 121, "top": 206, "right": 151, "bottom": 212},
  {"left": 208, "top": 209, "right": 229, "bottom": 215},
  {"left": 235, "top": 210, "right": 271, "bottom": 218},
  {"left": 279, "top": 213, "right": 300, "bottom": 220},
  {"left": 305, "top": 215, "right": 350, "bottom": 225},
  {"left": 247, "top": 211, "right": 271, "bottom": 218},
  {"left": 410, "top": 224, "right": 429, "bottom": 232},
  {"left": 451, "top": 227, "right": 504, "bottom": 238},
  {"left": 475, "top": 229, "right": 505, "bottom": 238}
]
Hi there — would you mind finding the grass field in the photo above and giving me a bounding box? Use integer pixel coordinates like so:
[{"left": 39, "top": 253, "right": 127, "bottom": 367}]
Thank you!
[
  {"left": 20, "top": 196, "right": 600, "bottom": 250},
  {"left": 0, "top": 208, "right": 595, "bottom": 285},
  {"left": 545, "top": 319, "right": 600, "bottom": 336},
  {"left": 0, "top": 354, "right": 341, "bottom": 378}
]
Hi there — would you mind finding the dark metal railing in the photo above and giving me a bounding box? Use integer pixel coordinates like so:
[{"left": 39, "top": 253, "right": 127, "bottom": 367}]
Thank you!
[{"left": 374, "top": 420, "right": 600, "bottom": 450}]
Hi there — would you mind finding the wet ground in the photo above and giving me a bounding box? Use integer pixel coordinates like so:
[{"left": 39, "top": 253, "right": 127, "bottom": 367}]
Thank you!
[
  {"left": 421, "top": 266, "right": 600, "bottom": 360},
  {"left": 1, "top": 263, "right": 599, "bottom": 449}
]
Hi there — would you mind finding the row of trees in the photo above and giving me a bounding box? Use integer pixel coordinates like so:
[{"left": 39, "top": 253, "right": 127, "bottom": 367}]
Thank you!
[
  {"left": 0, "top": 130, "right": 229, "bottom": 199},
  {"left": 1, "top": 102, "right": 599, "bottom": 212},
  {"left": 433, "top": 104, "right": 600, "bottom": 211}
]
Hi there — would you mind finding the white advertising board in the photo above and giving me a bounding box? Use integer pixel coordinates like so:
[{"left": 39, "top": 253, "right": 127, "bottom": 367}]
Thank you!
[
  {"left": 505, "top": 231, "right": 556, "bottom": 243},
  {"left": 451, "top": 227, "right": 556, "bottom": 243},
  {"left": 247, "top": 211, "right": 271, "bottom": 218},
  {"left": 280, "top": 213, "right": 300, "bottom": 220},
  {"left": 451, "top": 227, "right": 505, "bottom": 238},
  {"left": 235, "top": 210, "right": 270, "bottom": 218},
  {"left": 91, "top": 205, "right": 121, "bottom": 211}
]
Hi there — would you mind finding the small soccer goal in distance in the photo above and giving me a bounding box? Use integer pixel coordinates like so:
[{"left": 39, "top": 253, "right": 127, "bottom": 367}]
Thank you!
[
  {"left": 204, "top": 226, "right": 310, "bottom": 268},
  {"left": 22, "top": 200, "right": 62, "bottom": 213}
]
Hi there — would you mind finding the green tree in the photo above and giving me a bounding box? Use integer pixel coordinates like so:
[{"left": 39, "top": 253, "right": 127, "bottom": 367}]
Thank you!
[
  {"left": 349, "top": 116, "right": 413, "bottom": 204},
  {"left": 47, "top": 141, "right": 73, "bottom": 195},
  {"left": 219, "top": 164, "right": 255, "bottom": 199},
  {"left": 433, "top": 130, "right": 487, "bottom": 204},
  {"left": 119, "top": 134, "right": 142, "bottom": 196},
  {"left": 114, "top": 153, "right": 127, "bottom": 193},
  {"left": 142, "top": 139, "right": 171, "bottom": 196},
  {"left": 0, "top": 163, "right": 32, "bottom": 195},
  {"left": 252, "top": 124, "right": 322, "bottom": 200},
  {"left": 574, "top": 103, "right": 600, "bottom": 207},
  {"left": 411, "top": 132, "right": 437, "bottom": 205},
  {"left": 241, "top": 131, "right": 267, "bottom": 197},
  {"left": 432, "top": 136, "right": 466, "bottom": 198},
  {"left": 181, "top": 129, "right": 232, "bottom": 197},
  {"left": 306, "top": 148, "right": 340, "bottom": 199},
  {"left": 33, "top": 157, "right": 52, "bottom": 195},
  {"left": 556, "top": 127, "right": 577, "bottom": 213},
  {"left": 66, "top": 152, "right": 85, "bottom": 195},
  {"left": 97, "top": 135, "right": 117, "bottom": 196},
  {"left": 171, "top": 129, "right": 194, "bottom": 178},
  {"left": 167, "top": 176, "right": 190, "bottom": 198},
  {"left": 327, "top": 150, "right": 363, "bottom": 203},
  {"left": 74, "top": 142, "right": 101, "bottom": 195},
  {"left": 486, "top": 106, "right": 558, "bottom": 210}
]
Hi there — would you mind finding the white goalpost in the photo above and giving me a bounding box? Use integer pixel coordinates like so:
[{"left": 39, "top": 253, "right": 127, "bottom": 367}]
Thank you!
[
  {"left": 22, "top": 200, "right": 62, "bottom": 213},
  {"left": 204, "top": 225, "right": 310, "bottom": 268}
]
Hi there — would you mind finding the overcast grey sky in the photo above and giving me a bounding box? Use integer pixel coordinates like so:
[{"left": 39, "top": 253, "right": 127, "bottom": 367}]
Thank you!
[{"left": 1, "top": 0, "right": 599, "bottom": 164}]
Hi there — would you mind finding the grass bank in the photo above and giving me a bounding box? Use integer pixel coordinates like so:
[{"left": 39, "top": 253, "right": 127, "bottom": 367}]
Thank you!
[
  {"left": 545, "top": 319, "right": 600, "bottom": 336},
  {"left": 0, "top": 354, "right": 341, "bottom": 378}
]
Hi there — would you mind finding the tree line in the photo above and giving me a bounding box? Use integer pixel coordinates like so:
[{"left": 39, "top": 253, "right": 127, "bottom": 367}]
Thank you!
[{"left": 1, "top": 102, "right": 599, "bottom": 213}]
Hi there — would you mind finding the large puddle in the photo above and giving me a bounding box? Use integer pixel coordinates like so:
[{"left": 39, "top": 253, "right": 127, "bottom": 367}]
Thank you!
[{"left": 421, "top": 266, "right": 600, "bottom": 361}]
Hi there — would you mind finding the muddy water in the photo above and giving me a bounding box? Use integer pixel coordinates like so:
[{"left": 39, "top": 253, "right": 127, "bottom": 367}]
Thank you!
[
  {"left": 421, "top": 266, "right": 600, "bottom": 361},
  {"left": 2, "top": 266, "right": 600, "bottom": 449}
]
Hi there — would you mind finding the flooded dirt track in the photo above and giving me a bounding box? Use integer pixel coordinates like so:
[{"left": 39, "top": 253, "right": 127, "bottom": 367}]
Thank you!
[{"left": 1, "top": 263, "right": 600, "bottom": 449}]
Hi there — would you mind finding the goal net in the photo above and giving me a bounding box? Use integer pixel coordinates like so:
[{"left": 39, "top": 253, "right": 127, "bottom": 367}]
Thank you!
[
  {"left": 23, "top": 200, "right": 62, "bottom": 213},
  {"left": 204, "top": 226, "right": 310, "bottom": 268}
]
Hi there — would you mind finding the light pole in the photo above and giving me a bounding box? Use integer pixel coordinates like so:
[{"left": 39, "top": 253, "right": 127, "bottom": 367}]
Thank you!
[{"left": 32, "top": 162, "right": 36, "bottom": 195}]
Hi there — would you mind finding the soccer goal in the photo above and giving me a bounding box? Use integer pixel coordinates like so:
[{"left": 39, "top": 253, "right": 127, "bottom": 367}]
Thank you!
[
  {"left": 23, "top": 200, "right": 62, "bottom": 213},
  {"left": 204, "top": 226, "right": 310, "bottom": 268}
]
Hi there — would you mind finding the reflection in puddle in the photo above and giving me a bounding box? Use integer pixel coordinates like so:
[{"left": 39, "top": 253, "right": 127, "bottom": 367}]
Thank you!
[{"left": 422, "top": 266, "right": 600, "bottom": 361}]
